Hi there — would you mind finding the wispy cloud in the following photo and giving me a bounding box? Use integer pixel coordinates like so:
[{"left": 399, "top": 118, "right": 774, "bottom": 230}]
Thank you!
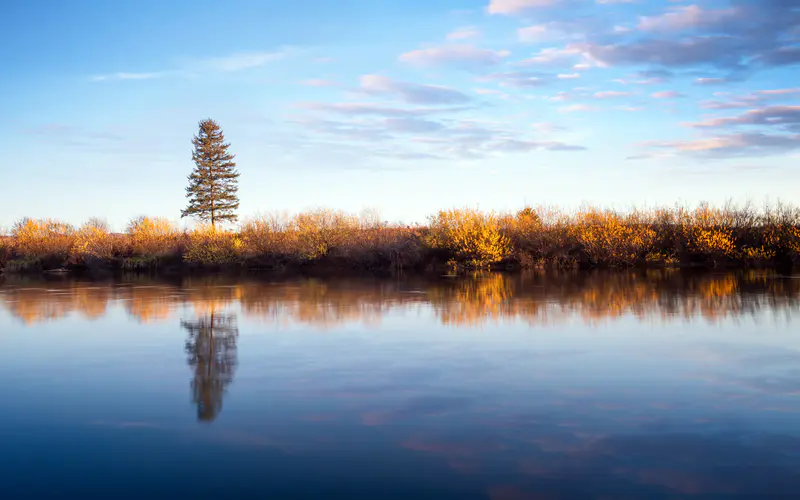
[
  {"left": 639, "top": 133, "right": 800, "bottom": 159},
  {"left": 359, "top": 75, "right": 472, "bottom": 105},
  {"left": 300, "top": 79, "right": 338, "bottom": 87},
  {"left": 399, "top": 44, "right": 510, "bottom": 69},
  {"left": 446, "top": 26, "right": 481, "bottom": 40},
  {"left": 518, "top": 24, "right": 549, "bottom": 42},
  {"left": 202, "top": 50, "right": 288, "bottom": 72},
  {"left": 594, "top": 90, "right": 632, "bottom": 99},
  {"left": 296, "top": 102, "right": 470, "bottom": 118},
  {"left": 487, "top": 0, "right": 560, "bottom": 15},
  {"left": 90, "top": 48, "right": 293, "bottom": 82},
  {"left": 690, "top": 106, "right": 800, "bottom": 132},
  {"left": 90, "top": 72, "right": 164, "bottom": 82},
  {"left": 481, "top": 70, "right": 554, "bottom": 88},
  {"left": 559, "top": 104, "right": 596, "bottom": 113},
  {"left": 651, "top": 90, "right": 685, "bottom": 99}
]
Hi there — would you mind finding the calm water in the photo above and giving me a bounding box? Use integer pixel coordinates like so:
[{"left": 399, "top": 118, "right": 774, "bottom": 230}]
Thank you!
[{"left": 1, "top": 271, "right": 799, "bottom": 499}]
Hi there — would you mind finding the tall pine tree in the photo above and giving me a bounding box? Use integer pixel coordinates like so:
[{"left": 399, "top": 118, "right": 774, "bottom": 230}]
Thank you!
[{"left": 182, "top": 119, "right": 240, "bottom": 227}]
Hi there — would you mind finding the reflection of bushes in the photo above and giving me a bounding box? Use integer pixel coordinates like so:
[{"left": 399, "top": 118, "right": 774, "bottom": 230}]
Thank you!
[
  {"left": 2, "top": 202, "right": 799, "bottom": 273},
  {"left": 2, "top": 271, "right": 797, "bottom": 327}
]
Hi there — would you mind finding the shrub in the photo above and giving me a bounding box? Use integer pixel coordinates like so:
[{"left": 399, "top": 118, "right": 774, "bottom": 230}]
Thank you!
[
  {"left": 12, "top": 218, "right": 75, "bottom": 261},
  {"left": 291, "top": 209, "right": 359, "bottom": 259},
  {"left": 681, "top": 204, "right": 737, "bottom": 261},
  {"left": 0, "top": 236, "right": 15, "bottom": 268},
  {"left": 127, "top": 216, "right": 180, "bottom": 256},
  {"left": 765, "top": 224, "right": 800, "bottom": 256},
  {"left": 240, "top": 213, "right": 297, "bottom": 257},
  {"left": 571, "top": 208, "right": 656, "bottom": 266},
  {"left": 71, "top": 218, "right": 116, "bottom": 262},
  {"left": 428, "top": 208, "right": 511, "bottom": 267},
  {"left": 184, "top": 225, "right": 243, "bottom": 265}
]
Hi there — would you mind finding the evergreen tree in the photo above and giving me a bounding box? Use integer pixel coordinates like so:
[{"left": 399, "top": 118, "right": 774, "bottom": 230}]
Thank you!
[{"left": 182, "top": 119, "right": 240, "bottom": 227}]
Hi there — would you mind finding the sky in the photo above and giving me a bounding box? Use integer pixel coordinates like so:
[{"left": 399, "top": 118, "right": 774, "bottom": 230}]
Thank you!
[{"left": 1, "top": 0, "right": 799, "bottom": 230}]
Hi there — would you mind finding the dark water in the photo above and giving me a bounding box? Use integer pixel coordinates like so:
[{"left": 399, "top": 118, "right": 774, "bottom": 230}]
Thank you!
[{"left": 1, "top": 271, "right": 799, "bottom": 499}]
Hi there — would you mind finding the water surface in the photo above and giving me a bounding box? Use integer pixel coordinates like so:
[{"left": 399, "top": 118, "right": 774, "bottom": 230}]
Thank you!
[{"left": 1, "top": 271, "right": 799, "bottom": 499}]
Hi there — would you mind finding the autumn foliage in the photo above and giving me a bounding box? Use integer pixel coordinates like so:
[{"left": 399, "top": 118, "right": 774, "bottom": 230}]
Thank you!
[{"left": 2, "top": 202, "right": 799, "bottom": 273}]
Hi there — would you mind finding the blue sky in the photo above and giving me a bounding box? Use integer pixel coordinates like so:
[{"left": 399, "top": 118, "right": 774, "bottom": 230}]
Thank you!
[{"left": 2, "top": 0, "right": 799, "bottom": 229}]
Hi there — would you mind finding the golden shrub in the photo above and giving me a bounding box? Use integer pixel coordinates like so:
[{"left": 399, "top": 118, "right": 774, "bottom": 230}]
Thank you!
[
  {"left": 687, "top": 227, "right": 737, "bottom": 257},
  {"left": 764, "top": 224, "right": 800, "bottom": 256},
  {"left": 741, "top": 246, "right": 776, "bottom": 261},
  {"left": 291, "top": 209, "right": 359, "bottom": 259},
  {"left": 240, "top": 213, "right": 297, "bottom": 256},
  {"left": 126, "top": 216, "right": 179, "bottom": 256},
  {"left": 571, "top": 209, "right": 656, "bottom": 266},
  {"left": 678, "top": 204, "right": 737, "bottom": 259},
  {"left": 12, "top": 218, "right": 75, "bottom": 259},
  {"left": 184, "top": 225, "right": 243, "bottom": 265},
  {"left": 428, "top": 208, "right": 511, "bottom": 267},
  {"left": 71, "top": 220, "right": 115, "bottom": 260}
]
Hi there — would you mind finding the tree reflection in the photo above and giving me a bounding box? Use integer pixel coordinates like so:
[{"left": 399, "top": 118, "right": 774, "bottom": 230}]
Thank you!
[{"left": 181, "top": 310, "right": 239, "bottom": 422}]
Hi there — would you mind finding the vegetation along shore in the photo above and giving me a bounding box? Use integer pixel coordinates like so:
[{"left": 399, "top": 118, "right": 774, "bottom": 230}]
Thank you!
[
  {"left": 1, "top": 202, "right": 799, "bottom": 276},
  {"left": 2, "top": 119, "right": 798, "bottom": 276}
]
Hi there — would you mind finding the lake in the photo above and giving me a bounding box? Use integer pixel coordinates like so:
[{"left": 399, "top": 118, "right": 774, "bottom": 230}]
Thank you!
[{"left": 1, "top": 270, "right": 799, "bottom": 499}]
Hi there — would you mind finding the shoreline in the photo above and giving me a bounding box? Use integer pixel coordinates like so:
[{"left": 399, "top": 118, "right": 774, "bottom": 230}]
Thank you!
[{"left": 1, "top": 257, "right": 796, "bottom": 278}]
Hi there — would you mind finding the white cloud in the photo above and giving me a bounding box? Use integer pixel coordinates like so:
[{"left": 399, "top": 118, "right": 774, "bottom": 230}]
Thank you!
[
  {"left": 91, "top": 48, "right": 293, "bottom": 82},
  {"left": 399, "top": 44, "right": 510, "bottom": 68},
  {"left": 481, "top": 70, "right": 553, "bottom": 88},
  {"left": 637, "top": 5, "right": 740, "bottom": 33},
  {"left": 359, "top": 75, "right": 472, "bottom": 105},
  {"left": 297, "top": 102, "right": 467, "bottom": 117},
  {"left": 690, "top": 106, "right": 800, "bottom": 131},
  {"left": 519, "top": 46, "right": 583, "bottom": 66},
  {"left": 641, "top": 133, "right": 800, "bottom": 158},
  {"left": 518, "top": 25, "right": 549, "bottom": 43},
  {"left": 695, "top": 78, "right": 728, "bottom": 85},
  {"left": 204, "top": 50, "right": 287, "bottom": 72},
  {"left": 447, "top": 26, "right": 481, "bottom": 40},
  {"left": 651, "top": 90, "right": 685, "bottom": 99},
  {"left": 559, "top": 104, "right": 596, "bottom": 113},
  {"left": 474, "top": 88, "right": 502, "bottom": 95},
  {"left": 300, "top": 79, "right": 337, "bottom": 87},
  {"left": 594, "top": 90, "right": 631, "bottom": 98},
  {"left": 90, "top": 72, "right": 162, "bottom": 82},
  {"left": 557, "top": 73, "right": 581, "bottom": 79},
  {"left": 487, "top": 0, "right": 560, "bottom": 15}
]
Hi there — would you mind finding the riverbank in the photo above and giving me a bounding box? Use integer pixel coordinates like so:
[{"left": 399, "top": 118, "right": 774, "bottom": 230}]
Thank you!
[{"left": 2, "top": 204, "right": 799, "bottom": 275}]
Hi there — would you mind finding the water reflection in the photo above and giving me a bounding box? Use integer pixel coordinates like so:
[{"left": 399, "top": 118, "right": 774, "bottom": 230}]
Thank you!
[
  {"left": 1, "top": 272, "right": 800, "bottom": 498},
  {"left": 182, "top": 310, "right": 239, "bottom": 422},
  {"left": 1, "top": 270, "right": 798, "bottom": 327}
]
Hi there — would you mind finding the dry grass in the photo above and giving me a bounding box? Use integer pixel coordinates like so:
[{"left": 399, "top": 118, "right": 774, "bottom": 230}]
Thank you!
[{"left": 2, "top": 202, "right": 799, "bottom": 273}]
